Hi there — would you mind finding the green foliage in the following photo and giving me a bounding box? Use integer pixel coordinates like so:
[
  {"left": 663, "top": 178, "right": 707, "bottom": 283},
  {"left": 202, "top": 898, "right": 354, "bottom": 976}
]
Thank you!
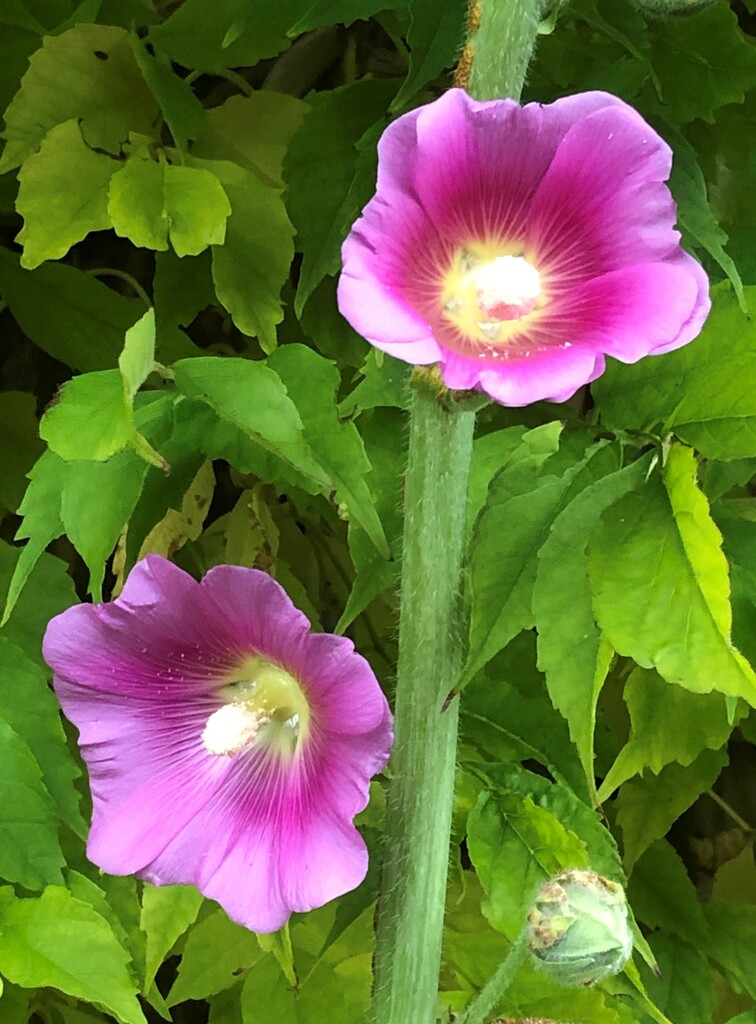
[{"left": 0, "top": 0, "right": 755, "bottom": 1022}]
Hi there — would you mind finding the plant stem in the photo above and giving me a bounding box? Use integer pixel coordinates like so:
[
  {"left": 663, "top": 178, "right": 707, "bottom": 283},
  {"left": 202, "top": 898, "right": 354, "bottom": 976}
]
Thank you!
[
  {"left": 455, "top": 932, "right": 530, "bottom": 1024},
  {"left": 706, "top": 788, "right": 754, "bottom": 833},
  {"left": 371, "top": 4, "right": 546, "bottom": 1022},
  {"left": 468, "top": 0, "right": 547, "bottom": 101},
  {"left": 372, "top": 382, "right": 475, "bottom": 1024}
]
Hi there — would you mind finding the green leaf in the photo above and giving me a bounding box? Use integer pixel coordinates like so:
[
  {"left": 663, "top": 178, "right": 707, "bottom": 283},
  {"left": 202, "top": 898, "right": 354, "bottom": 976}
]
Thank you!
[
  {"left": 194, "top": 90, "right": 307, "bottom": 187},
  {"left": 109, "top": 158, "right": 231, "bottom": 256},
  {"left": 284, "top": 79, "right": 397, "bottom": 313},
  {"left": 392, "top": 0, "right": 467, "bottom": 110},
  {"left": 0, "top": 392, "right": 43, "bottom": 513},
  {"left": 140, "top": 884, "right": 203, "bottom": 994},
  {"left": 465, "top": 441, "right": 617, "bottom": 685},
  {"left": 289, "top": 0, "right": 404, "bottom": 32},
  {"left": 647, "top": 4, "right": 756, "bottom": 124},
  {"left": 462, "top": 632, "right": 587, "bottom": 796},
  {"left": 534, "top": 456, "right": 651, "bottom": 793},
  {"left": 1, "top": 451, "right": 66, "bottom": 625},
  {"left": 154, "top": 249, "right": 215, "bottom": 333},
  {"left": 598, "top": 667, "right": 735, "bottom": 800},
  {"left": 208, "top": 163, "right": 294, "bottom": 353},
  {"left": 167, "top": 907, "right": 260, "bottom": 1006},
  {"left": 589, "top": 443, "right": 756, "bottom": 704},
  {"left": 0, "top": 543, "right": 76, "bottom": 662},
  {"left": 129, "top": 32, "right": 206, "bottom": 151},
  {"left": 0, "top": 718, "right": 65, "bottom": 889},
  {"left": 0, "top": 982, "right": 30, "bottom": 1024},
  {"left": 702, "top": 902, "right": 756, "bottom": 999},
  {"left": 0, "top": 638, "right": 83, "bottom": 835},
  {"left": 616, "top": 748, "right": 727, "bottom": 870},
  {"left": 119, "top": 308, "right": 156, "bottom": 400},
  {"left": 668, "top": 131, "right": 746, "bottom": 312},
  {"left": 0, "top": 249, "right": 143, "bottom": 371},
  {"left": 0, "top": 23, "right": 159, "bottom": 172},
  {"left": 40, "top": 370, "right": 132, "bottom": 462},
  {"left": 172, "top": 357, "right": 328, "bottom": 488},
  {"left": 594, "top": 283, "right": 756, "bottom": 461},
  {"left": 467, "top": 789, "right": 589, "bottom": 939},
  {"left": 0, "top": 886, "right": 147, "bottom": 1024},
  {"left": 149, "top": 0, "right": 299, "bottom": 73},
  {"left": 15, "top": 119, "right": 116, "bottom": 268},
  {"left": 268, "top": 345, "right": 389, "bottom": 556},
  {"left": 628, "top": 840, "right": 710, "bottom": 948},
  {"left": 638, "top": 932, "right": 717, "bottom": 1024},
  {"left": 61, "top": 452, "right": 149, "bottom": 599}
]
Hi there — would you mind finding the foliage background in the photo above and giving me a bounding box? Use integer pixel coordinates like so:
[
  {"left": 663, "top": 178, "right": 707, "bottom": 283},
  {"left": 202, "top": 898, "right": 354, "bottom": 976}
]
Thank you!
[{"left": 1, "top": 0, "right": 756, "bottom": 1022}]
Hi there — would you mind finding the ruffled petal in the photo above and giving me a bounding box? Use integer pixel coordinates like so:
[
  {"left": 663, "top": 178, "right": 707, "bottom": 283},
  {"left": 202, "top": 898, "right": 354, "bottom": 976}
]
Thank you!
[
  {"left": 543, "top": 261, "right": 703, "bottom": 363},
  {"left": 528, "top": 105, "right": 679, "bottom": 284}
]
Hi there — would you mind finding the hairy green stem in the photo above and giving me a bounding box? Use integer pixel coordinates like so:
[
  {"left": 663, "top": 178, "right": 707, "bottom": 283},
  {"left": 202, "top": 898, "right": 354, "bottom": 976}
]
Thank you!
[
  {"left": 371, "top": 4, "right": 546, "bottom": 1022},
  {"left": 456, "top": 933, "right": 530, "bottom": 1024},
  {"left": 372, "top": 384, "right": 475, "bottom": 1024},
  {"left": 468, "top": 0, "right": 547, "bottom": 101}
]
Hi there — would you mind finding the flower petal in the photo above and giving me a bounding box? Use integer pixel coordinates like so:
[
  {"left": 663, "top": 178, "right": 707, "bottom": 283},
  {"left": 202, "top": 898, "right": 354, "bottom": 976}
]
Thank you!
[{"left": 528, "top": 105, "right": 679, "bottom": 284}]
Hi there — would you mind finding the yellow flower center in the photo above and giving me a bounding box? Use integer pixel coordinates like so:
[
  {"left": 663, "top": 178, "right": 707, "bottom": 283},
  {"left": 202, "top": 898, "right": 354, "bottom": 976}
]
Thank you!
[
  {"left": 202, "top": 657, "right": 310, "bottom": 758},
  {"left": 442, "top": 247, "right": 544, "bottom": 344}
]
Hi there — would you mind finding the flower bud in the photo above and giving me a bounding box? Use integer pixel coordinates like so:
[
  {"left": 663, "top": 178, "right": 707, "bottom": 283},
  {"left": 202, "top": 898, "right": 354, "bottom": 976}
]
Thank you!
[{"left": 525, "top": 869, "right": 633, "bottom": 986}]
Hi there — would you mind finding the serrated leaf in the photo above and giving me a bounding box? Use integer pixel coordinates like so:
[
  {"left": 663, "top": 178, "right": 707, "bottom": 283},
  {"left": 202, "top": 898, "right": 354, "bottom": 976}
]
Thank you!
[
  {"left": 465, "top": 441, "right": 617, "bottom": 685},
  {"left": 0, "top": 718, "right": 65, "bottom": 889},
  {"left": 598, "top": 667, "right": 735, "bottom": 800},
  {"left": 0, "top": 638, "right": 83, "bottom": 835},
  {"left": 208, "top": 163, "right": 294, "bottom": 352},
  {"left": 638, "top": 932, "right": 716, "bottom": 1024},
  {"left": 154, "top": 249, "right": 215, "bottom": 333},
  {"left": 534, "top": 456, "right": 651, "bottom": 794},
  {"left": 392, "top": 0, "right": 467, "bottom": 110},
  {"left": 40, "top": 370, "right": 132, "bottom": 461},
  {"left": 0, "top": 886, "right": 147, "bottom": 1024},
  {"left": 268, "top": 345, "right": 389, "bottom": 556},
  {"left": 628, "top": 840, "right": 710, "bottom": 948},
  {"left": 1, "top": 451, "right": 66, "bottom": 625},
  {"left": 668, "top": 131, "right": 745, "bottom": 312},
  {"left": 284, "top": 79, "right": 397, "bottom": 313},
  {"left": 109, "top": 158, "right": 231, "bottom": 256},
  {"left": 0, "top": 23, "right": 158, "bottom": 172},
  {"left": 141, "top": 884, "right": 203, "bottom": 994},
  {"left": 594, "top": 283, "right": 756, "bottom": 461},
  {"left": 0, "top": 543, "right": 76, "bottom": 662},
  {"left": 701, "top": 902, "right": 756, "bottom": 999},
  {"left": 167, "top": 908, "right": 260, "bottom": 1006},
  {"left": 119, "top": 308, "right": 156, "bottom": 400},
  {"left": 648, "top": 4, "right": 756, "bottom": 124},
  {"left": 616, "top": 748, "right": 727, "bottom": 870},
  {"left": 129, "top": 33, "right": 206, "bottom": 151},
  {"left": 172, "top": 357, "right": 328, "bottom": 488},
  {"left": 194, "top": 91, "right": 307, "bottom": 187},
  {"left": 589, "top": 443, "right": 756, "bottom": 704},
  {"left": 289, "top": 0, "right": 404, "bottom": 32},
  {"left": 467, "top": 789, "right": 589, "bottom": 939},
  {"left": 149, "top": 0, "right": 298, "bottom": 73},
  {"left": 61, "top": 452, "right": 149, "bottom": 599},
  {"left": 0, "top": 249, "right": 143, "bottom": 371},
  {"left": 15, "top": 119, "right": 115, "bottom": 268}
]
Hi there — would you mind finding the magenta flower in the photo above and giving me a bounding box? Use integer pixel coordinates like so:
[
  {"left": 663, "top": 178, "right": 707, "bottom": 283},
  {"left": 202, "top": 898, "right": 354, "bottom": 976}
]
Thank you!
[
  {"left": 338, "top": 89, "right": 709, "bottom": 406},
  {"left": 43, "top": 555, "right": 393, "bottom": 932}
]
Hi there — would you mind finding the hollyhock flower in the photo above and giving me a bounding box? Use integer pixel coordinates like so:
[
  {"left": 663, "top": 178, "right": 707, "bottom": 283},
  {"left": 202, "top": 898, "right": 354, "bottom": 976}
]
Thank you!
[
  {"left": 43, "top": 555, "right": 393, "bottom": 932},
  {"left": 338, "top": 88, "right": 710, "bottom": 406}
]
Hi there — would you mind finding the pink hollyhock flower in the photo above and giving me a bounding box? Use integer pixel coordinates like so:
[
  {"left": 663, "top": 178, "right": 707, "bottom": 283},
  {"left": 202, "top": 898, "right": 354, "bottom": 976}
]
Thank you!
[
  {"left": 338, "top": 89, "right": 710, "bottom": 406},
  {"left": 43, "top": 555, "right": 393, "bottom": 932}
]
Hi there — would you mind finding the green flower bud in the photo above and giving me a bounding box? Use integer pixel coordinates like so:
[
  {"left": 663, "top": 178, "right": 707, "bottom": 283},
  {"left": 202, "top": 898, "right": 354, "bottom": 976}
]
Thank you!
[{"left": 525, "top": 869, "right": 633, "bottom": 986}]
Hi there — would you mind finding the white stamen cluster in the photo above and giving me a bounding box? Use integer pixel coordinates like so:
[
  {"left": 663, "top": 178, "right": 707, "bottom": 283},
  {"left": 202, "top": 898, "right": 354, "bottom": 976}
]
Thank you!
[
  {"left": 202, "top": 703, "right": 267, "bottom": 756},
  {"left": 470, "top": 254, "right": 541, "bottom": 320}
]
